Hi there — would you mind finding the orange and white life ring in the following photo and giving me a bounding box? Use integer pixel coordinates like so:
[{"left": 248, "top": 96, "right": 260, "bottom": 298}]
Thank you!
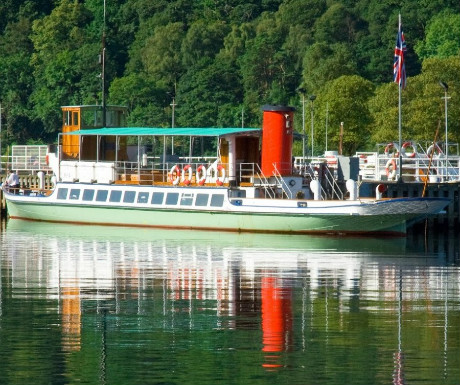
[
  {"left": 384, "top": 142, "right": 399, "bottom": 157},
  {"left": 427, "top": 143, "right": 442, "bottom": 158},
  {"left": 169, "top": 164, "right": 180, "bottom": 185},
  {"left": 401, "top": 141, "right": 416, "bottom": 158},
  {"left": 196, "top": 165, "right": 207, "bottom": 186},
  {"left": 181, "top": 164, "right": 192, "bottom": 186},
  {"left": 216, "top": 165, "right": 226, "bottom": 186},
  {"left": 385, "top": 158, "right": 397, "bottom": 180},
  {"left": 384, "top": 143, "right": 394, "bottom": 156}
]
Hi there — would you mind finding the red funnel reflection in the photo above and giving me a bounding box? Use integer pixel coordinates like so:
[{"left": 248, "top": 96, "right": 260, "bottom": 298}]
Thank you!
[{"left": 261, "top": 276, "right": 292, "bottom": 369}]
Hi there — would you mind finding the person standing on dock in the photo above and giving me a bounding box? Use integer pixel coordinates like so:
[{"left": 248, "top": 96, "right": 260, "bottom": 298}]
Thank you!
[{"left": 6, "top": 169, "right": 20, "bottom": 194}]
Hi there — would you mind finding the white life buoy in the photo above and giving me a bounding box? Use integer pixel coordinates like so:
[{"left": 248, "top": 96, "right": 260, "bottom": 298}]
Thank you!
[
  {"left": 402, "top": 141, "right": 416, "bottom": 158},
  {"left": 196, "top": 165, "right": 207, "bottom": 186},
  {"left": 216, "top": 165, "right": 225, "bottom": 186},
  {"left": 427, "top": 143, "right": 442, "bottom": 158},
  {"left": 181, "top": 164, "right": 192, "bottom": 186},
  {"left": 385, "top": 159, "right": 397, "bottom": 180},
  {"left": 384, "top": 143, "right": 394, "bottom": 156},
  {"left": 169, "top": 164, "right": 180, "bottom": 185},
  {"left": 384, "top": 142, "right": 399, "bottom": 157}
]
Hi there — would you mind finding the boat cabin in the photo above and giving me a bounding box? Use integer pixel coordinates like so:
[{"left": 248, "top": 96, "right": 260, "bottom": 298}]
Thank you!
[
  {"left": 51, "top": 105, "right": 314, "bottom": 199},
  {"left": 61, "top": 105, "right": 128, "bottom": 160}
]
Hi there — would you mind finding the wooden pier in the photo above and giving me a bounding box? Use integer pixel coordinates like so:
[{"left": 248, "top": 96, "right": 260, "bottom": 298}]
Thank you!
[
  {"left": 1, "top": 173, "right": 53, "bottom": 218},
  {"left": 360, "top": 180, "right": 460, "bottom": 227}
]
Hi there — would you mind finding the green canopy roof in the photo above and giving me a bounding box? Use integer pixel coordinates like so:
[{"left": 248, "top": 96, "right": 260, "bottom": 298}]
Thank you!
[{"left": 62, "top": 127, "right": 261, "bottom": 137}]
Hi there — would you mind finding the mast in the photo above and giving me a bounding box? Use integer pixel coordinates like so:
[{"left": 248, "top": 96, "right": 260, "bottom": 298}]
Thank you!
[{"left": 101, "top": 0, "right": 107, "bottom": 127}]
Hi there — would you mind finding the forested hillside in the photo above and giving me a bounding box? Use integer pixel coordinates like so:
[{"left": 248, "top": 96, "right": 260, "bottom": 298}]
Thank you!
[{"left": 0, "top": 0, "right": 459, "bottom": 155}]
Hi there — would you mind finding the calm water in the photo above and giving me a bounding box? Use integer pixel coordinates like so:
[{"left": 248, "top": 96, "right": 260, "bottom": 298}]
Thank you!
[{"left": 0, "top": 219, "right": 459, "bottom": 385}]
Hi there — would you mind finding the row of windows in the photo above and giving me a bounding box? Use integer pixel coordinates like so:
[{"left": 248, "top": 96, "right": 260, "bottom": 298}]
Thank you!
[{"left": 56, "top": 188, "right": 225, "bottom": 207}]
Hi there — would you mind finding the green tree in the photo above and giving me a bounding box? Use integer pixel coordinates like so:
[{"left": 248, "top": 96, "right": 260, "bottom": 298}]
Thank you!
[
  {"left": 30, "top": 0, "right": 96, "bottom": 135},
  {"left": 369, "top": 56, "right": 460, "bottom": 147},
  {"left": 176, "top": 57, "right": 242, "bottom": 128},
  {"left": 415, "top": 11, "right": 460, "bottom": 60},
  {"left": 314, "top": 3, "right": 361, "bottom": 44},
  {"left": 239, "top": 13, "right": 293, "bottom": 120},
  {"left": 0, "top": 17, "right": 37, "bottom": 144},
  {"left": 180, "top": 19, "right": 230, "bottom": 68},
  {"left": 316, "top": 75, "right": 375, "bottom": 155},
  {"left": 405, "top": 56, "right": 460, "bottom": 145},
  {"left": 302, "top": 42, "right": 357, "bottom": 93},
  {"left": 368, "top": 83, "right": 400, "bottom": 144},
  {"left": 140, "top": 22, "right": 186, "bottom": 90},
  {"left": 109, "top": 73, "right": 168, "bottom": 126}
]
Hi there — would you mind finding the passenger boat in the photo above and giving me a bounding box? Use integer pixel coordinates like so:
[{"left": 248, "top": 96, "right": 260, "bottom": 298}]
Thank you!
[{"left": 2, "top": 104, "right": 450, "bottom": 236}]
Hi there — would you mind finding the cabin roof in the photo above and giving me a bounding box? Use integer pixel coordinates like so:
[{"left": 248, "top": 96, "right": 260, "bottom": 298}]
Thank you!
[{"left": 62, "top": 127, "right": 261, "bottom": 137}]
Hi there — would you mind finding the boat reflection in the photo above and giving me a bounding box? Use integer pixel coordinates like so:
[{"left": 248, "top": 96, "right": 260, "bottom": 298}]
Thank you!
[{"left": 1, "top": 219, "right": 453, "bottom": 373}]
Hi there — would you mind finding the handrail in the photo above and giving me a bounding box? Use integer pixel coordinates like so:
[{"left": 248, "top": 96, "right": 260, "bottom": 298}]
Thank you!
[
  {"left": 358, "top": 153, "right": 460, "bottom": 182},
  {"left": 253, "top": 164, "right": 276, "bottom": 199},
  {"left": 272, "top": 164, "right": 293, "bottom": 199}
]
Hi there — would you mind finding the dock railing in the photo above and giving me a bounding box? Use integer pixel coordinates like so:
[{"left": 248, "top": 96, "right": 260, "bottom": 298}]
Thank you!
[{"left": 357, "top": 152, "right": 460, "bottom": 182}]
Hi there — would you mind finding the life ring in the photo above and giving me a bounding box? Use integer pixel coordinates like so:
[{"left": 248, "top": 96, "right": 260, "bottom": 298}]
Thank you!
[
  {"left": 427, "top": 143, "right": 442, "bottom": 158},
  {"left": 45, "top": 154, "right": 49, "bottom": 165},
  {"left": 169, "top": 164, "right": 180, "bottom": 185},
  {"left": 196, "top": 165, "right": 207, "bottom": 186},
  {"left": 384, "top": 143, "right": 399, "bottom": 157},
  {"left": 384, "top": 143, "right": 394, "bottom": 156},
  {"left": 385, "top": 159, "right": 397, "bottom": 180},
  {"left": 401, "top": 141, "right": 416, "bottom": 158},
  {"left": 181, "top": 164, "right": 192, "bottom": 186},
  {"left": 216, "top": 165, "right": 225, "bottom": 186},
  {"left": 359, "top": 154, "right": 368, "bottom": 164}
]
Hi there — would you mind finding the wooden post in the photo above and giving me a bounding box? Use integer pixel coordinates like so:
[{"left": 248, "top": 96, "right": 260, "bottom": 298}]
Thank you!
[{"left": 338, "top": 122, "right": 344, "bottom": 155}]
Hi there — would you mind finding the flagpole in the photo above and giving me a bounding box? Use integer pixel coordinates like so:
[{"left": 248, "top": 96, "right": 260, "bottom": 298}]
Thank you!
[
  {"left": 398, "top": 67, "right": 402, "bottom": 181},
  {"left": 397, "top": 13, "right": 403, "bottom": 181}
]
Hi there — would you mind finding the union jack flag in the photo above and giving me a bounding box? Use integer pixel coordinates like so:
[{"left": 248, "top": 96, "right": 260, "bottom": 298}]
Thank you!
[{"left": 394, "top": 17, "right": 407, "bottom": 89}]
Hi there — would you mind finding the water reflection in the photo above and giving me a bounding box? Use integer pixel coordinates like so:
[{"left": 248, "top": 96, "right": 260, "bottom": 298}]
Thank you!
[{"left": 1, "top": 219, "right": 459, "bottom": 385}]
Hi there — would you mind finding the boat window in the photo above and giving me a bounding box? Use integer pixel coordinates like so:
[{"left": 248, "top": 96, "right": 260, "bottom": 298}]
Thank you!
[
  {"left": 210, "top": 194, "right": 224, "bottom": 207},
  {"left": 83, "top": 189, "right": 95, "bottom": 201},
  {"left": 109, "top": 190, "right": 122, "bottom": 202},
  {"left": 180, "top": 193, "right": 194, "bottom": 206},
  {"left": 64, "top": 111, "right": 71, "bottom": 126},
  {"left": 96, "top": 190, "right": 108, "bottom": 202},
  {"left": 57, "top": 188, "right": 68, "bottom": 200},
  {"left": 69, "top": 189, "right": 81, "bottom": 200},
  {"left": 123, "top": 191, "right": 136, "bottom": 203},
  {"left": 151, "top": 192, "right": 164, "bottom": 205},
  {"left": 137, "top": 192, "right": 149, "bottom": 203},
  {"left": 165, "top": 192, "right": 179, "bottom": 205},
  {"left": 72, "top": 111, "right": 79, "bottom": 126},
  {"left": 195, "top": 193, "right": 209, "bottom": 207}
]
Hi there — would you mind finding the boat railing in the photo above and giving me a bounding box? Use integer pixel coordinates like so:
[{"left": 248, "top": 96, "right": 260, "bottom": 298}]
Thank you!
[
  {"left": 111, "top": 159, "right": 230, "bottom": 186},
  {"left": 321, "top": 166, "right": 344, "bottom": 200},
  {"left": 238, "top": 162, "right": 256, "bottom": 185},
  {"left": 357, "top": 152, "right": 460, "bottom": 182},
  {"left": 272, "top": 164, "right": 294, "bottom": 199},
  {"left": 252, "top": 164, "right": 277, "bottom": 199},
  {"left": 0, "top": 149, "right": 52, "bottom": 174}
]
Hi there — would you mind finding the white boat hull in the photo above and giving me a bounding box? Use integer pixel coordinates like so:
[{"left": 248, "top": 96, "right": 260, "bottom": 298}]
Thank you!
[{"left": 3, "top": 183, "right": 450, "bottom": 236}]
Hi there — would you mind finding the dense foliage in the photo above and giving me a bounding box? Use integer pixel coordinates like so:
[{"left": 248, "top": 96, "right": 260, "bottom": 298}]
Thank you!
[{"left": 0, "top": 0, "right": 459, "bottom": 155}]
